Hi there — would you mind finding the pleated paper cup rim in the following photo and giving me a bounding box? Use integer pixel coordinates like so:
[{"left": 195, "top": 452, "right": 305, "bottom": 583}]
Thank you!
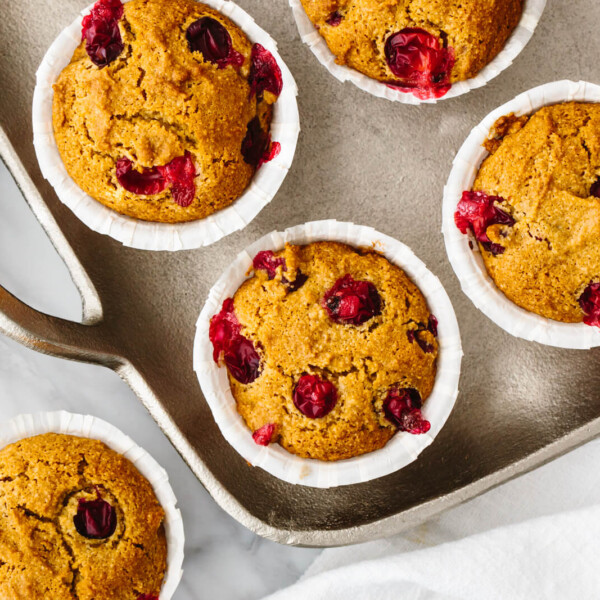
[
  {"left": 0, "top": 411, "right": 185, "bottom": 600},
  {"left": 289, "top": 0, "right": 546, "bottom": 105},
  {"left": 193, "top": 220, "right": 463, "bottom": 488},
  {"left": 32, "top": 0, "right": 300, "bottom": 251},
  {"left": 442, "top": 80, "right": 600, "bottom": 349}
]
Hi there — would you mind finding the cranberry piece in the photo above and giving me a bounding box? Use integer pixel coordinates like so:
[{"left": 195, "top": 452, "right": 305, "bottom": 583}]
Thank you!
[
  {"left": 137, "top": 595, "right": 158, "bottom": 600},
  {"left": 579, "top": 282, "right": 600, "bottom": 328},
  {"left": 283, "top": 270, "right": 308, "bottom": 292},
  {"left": 253, "top": 250, "right": 287, "bottom": 279},
  {"left": 223, "top": 336, "right": 261, "bottom": 384},
  {"left": 326, "top": 11, "right": 343, "bottom": 26},
  {"left": 428, "top": 314, "right": 438, "bottom": 337},
  {"left": 293, "top": 374, "right": 338, "bottom": 419},
  {"left": 116, "top": 152, "right": 196, "bottom": 206},
  {"left": 591, "top": 178, "right": 600, "bottom": 198},
  {"left": 186, "top": 17, "right": 244, "bottom": 69},
  {"left": 73, "top": 492, "right": 117, "bottom": 539},
  {"left": 407, "top": 315, "right": 438, "bottom": 353},
  {"left": 249, "top": 43, "right": 283, "bottom": 99},
  {"left": 81, "top": 0, "right": 124, "bottom": 68},
  {"left": 252, "top": 423, "right": 276, "bottom": 446},
  {"left": 322, "top": 274, "right": 381, "bottom": 325},
  {"left": 116, "top": 158, "right": 168, "bottom": 196},
  {"left": 383, "top": 388, "right": 430, "bottom": 434},
  {"left": 209, "top": 298, "right": 241, "bottom": 363},
  {"left": 241, "top": 117, "right": 280, "bottom": 168},
  {"left": 385, "top": 28, "right": 455, "bottom": 100},
  {"left": 454, "top": 190, "right": 515, "bottom": 255}
]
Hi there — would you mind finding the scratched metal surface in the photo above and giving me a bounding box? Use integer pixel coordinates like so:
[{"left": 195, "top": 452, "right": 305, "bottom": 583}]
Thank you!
[{"left": 1, "top": 0, "right": 599, "bottom": 546}]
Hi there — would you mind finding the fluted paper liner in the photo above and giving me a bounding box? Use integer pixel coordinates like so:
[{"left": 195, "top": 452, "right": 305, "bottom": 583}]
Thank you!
[
  {"left": 442, "top": 80, "right": 600, "bottom": 349},
  {"left": 289, "top": 0, "right": 546, "bottom": 104},
  {"left": 0, "top": 411, "right": 185, "bottom": 599},
  {"left": 193, "top": 220, "right": 463, "bottom": 488},
  {"left": 32, "top": 0, "right": 300, "bottom": 251}
]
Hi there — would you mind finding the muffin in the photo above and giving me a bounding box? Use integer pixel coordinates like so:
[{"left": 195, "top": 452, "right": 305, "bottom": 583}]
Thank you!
[
  {"left": 299, "top": 0, "right": 523, "bottom": 99},
  {"left": 208, "top": 241, "right": 439, "bottom": 462},
  {"left": 454, "top": 102, "right": 600, "bottom": 328},
  {"left": 0, "top": 433, "right": 166, "bottom": 600},
  {"left": 52, "top": 0, "right": 283, "bottom": 223}
]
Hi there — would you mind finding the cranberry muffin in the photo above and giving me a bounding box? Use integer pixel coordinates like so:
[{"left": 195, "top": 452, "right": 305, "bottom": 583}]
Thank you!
[
  {"left": 209, "top": 241, "right": 439, "bottom": 462},
  {"left": 0, "top": 433, "right": 166, "bottom": 600},
  {"left": 299, "top": 0, "right": 523, "bottom": 99},
  {"left": 454, "top": 102, "right": 600, "bottom": 328},
  {"left": 52, "top": 0, "right": 283, "bottom": 223}
]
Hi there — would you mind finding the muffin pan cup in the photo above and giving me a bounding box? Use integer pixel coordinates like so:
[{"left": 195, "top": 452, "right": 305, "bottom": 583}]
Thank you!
[
  {"left": 0, "top": 411, "right": 185, "bottom": 600},
  {"left": 32, "top": 0, "right": 300, "bottom": 251},
  {"left": 289, "top": 0, "right": 547, "bottom": 105},
  {"left": 194, "top": 220, "right": 463, "bottom": 488},
  {"left": 442, "top": 80, "right": 600, "bottom": 349}
]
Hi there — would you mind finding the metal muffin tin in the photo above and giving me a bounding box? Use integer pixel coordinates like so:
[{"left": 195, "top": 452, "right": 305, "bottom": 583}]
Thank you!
[{"left": 1, "top": 0, "right": 600, "bottom": 547}]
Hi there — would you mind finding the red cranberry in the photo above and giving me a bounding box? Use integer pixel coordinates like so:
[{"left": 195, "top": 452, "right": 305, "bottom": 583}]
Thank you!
[
  {"left": 326, "top": 11, "right": 343, "bottom": 26},
  {"left": 252, "top": 423, "right": 276, "bottom": 446},
  {"left": 454, "top": 190, "right": 515, "bottom": 255},
  {"left": 249, "top": 43, "right": 283, "bottom": 99},
  {"left": 73, "top": 492, "right": 117, "bottom": 539},
  {"left": 186, "top": 17, "right": 244, "bottom": 69},
  {"left": 282, "top": 270, "right": 308, "bottom": 292},
  {"left": 137, "top": 595, "right": 158, "bottom": 600},
  {"left": 322, "top": 274, "right": 381, "bottom": 325},
  {"left": 223, "top": 336, "right": 261, "bottom": 384},
  {"left": 209, "top": 298, "right": 241, "bottom": 363},
  {"left": 253, "top": 250, "right": 287, "bottom": 280},
  {"left": 579, "top": 282, "right": 600, "bottom": 328},
  {"left": 116, "top": 152, "right": 196, "bottom": 207},
  {"left": 428, "top": 314, "right": 438, "bottom": 337},
  {"left": 385, "top": 28, "right": 454, "bottom": 100},
  {"left": 81, "top": 0, "right": 124, "bottom": 68},
  {"left": 241, "top": 117, "right": 280, "bottom": 168},
  {"left": 293, "top": 374, "right": 338, "bottom": 419},
  {"left": 383, "top": 388, "right": 430, "bottom": 434}
]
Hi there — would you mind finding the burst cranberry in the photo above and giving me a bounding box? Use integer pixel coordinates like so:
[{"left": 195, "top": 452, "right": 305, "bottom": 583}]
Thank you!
[
  {"left": 186, "top": 17, "right": 244, "bottom": 68},
  {"left": 294, "top": 374, "right": 337, "bottom": 419},
  {"left": 383, "top": 388, "right": 430, "bottom": 434},
  {"left": 252, "top": 423, "right": 276, "bottom": 446},
  {"left": 428, "top": 314, "right": 438, "bottom": 337},
  {"left": 209, "top": 298, "right": 241, "bottom": 363},
  {"left": 223, "top": 336, "right": 261, "bottom": 384},
  {"left": 81, "top": 0, "right": 124, "bottom": 68},
  {"left": 407, "top": 315, "right": 438, "bottom": 353},
  {"left": 591, "top": 178, "right": 600, "bottom": 198},
  {"left": 73, "top": 492, "right": 117, "bottom": 539},
  {"left": 322, "top": 275, "right": 381, "bottom": 325},
  {"left": 241, "top": 117, "right": 280, "bottom": 168},
  {"left": 283, "top": 270, "right": 308, "bottom": 292},
  {"left": 209, "top": 299, "right": 261, "bottom": 384},
  {"left": 454, "top": 190, "right": 515, "bottom": 255},
  {"left": 253, "top": 250, "right": 287, "bottom": 279},
  {"left": 137, "top": 595, "right": 158, "bottom": 600},
  {"left": 249, "top": 43, "right": 283, "bottom": 99},
  {"left": 326, "top": 11, "right": 343, "bottom": 26},
  {"left": 385, "top": 28, "right": 454, "bottom": 100},
  {"left": 116, "top": 152, "right": 196, "bottom": 207},
  {"left": 579, "top": 282, "right": 600, "bottom": 328}
]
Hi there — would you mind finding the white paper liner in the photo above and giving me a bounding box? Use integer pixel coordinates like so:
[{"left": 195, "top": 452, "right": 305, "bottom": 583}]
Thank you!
[
  {"left": 289, "top": 0, "right": 546, "bottom": 105},
  {"left": 0, "top": 411, "right": 185, "bottom": 599},
  {"left": 32, "top": 0, "right": 300, "bottom": 251},
  {"left": 193, "top": 220, "right": 463, "bottom": 488},
  {"left": 442, "top": 80, "right": 600, "bottom": 349}
]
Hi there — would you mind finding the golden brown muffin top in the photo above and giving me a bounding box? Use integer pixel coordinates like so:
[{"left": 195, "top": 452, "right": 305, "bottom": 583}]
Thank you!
[
  {"left": 472, "top": 102, "right": 600, "bottom": 323},
  {"left": 300, "top": 0, "right": 523, "bottom": 93},
  {"left": 213, "top": 241, "right": 438, "bottom": 462},
  {"left": 0, "top": 433, "right": 166, "bottom": 600},
  {"left": 52, "top": 0, "right": 280, "bottom": 223}
]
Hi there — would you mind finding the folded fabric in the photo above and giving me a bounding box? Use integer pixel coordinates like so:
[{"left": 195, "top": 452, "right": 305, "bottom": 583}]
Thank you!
[{"left": 265, "top": 438, "right": 600, "bottom": 599}]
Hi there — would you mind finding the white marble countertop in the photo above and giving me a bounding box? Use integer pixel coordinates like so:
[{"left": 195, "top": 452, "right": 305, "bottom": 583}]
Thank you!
[{"left": 0, "top": 162, "right": 320, "bottom": 599}]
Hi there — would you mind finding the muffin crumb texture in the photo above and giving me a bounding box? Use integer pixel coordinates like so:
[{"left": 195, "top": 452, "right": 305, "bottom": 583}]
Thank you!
[
  {"left": 212, "top": 241, "right": 438, "bottom": 461},
  {"left": 299, "top": 0, "right": 523, "bottom": 94},
  {"left": 0, "top": 433, "right": 166, "bottom": 600},
  {"left": 53, "top": 0, "right": 280, "bottom": 223},
  {"left": 470, "top": 102, "right": 600, "bottom": 323}
]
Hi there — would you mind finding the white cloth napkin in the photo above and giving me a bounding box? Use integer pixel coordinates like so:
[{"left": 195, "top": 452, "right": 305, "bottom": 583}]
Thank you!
[{"left": 265, "top": 438, "right": 600, "bottom": 599}]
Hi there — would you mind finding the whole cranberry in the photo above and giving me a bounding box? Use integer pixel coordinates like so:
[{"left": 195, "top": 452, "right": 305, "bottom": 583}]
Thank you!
[{"left": 293, "top": 374, "right": 337, "bottom": 419}]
